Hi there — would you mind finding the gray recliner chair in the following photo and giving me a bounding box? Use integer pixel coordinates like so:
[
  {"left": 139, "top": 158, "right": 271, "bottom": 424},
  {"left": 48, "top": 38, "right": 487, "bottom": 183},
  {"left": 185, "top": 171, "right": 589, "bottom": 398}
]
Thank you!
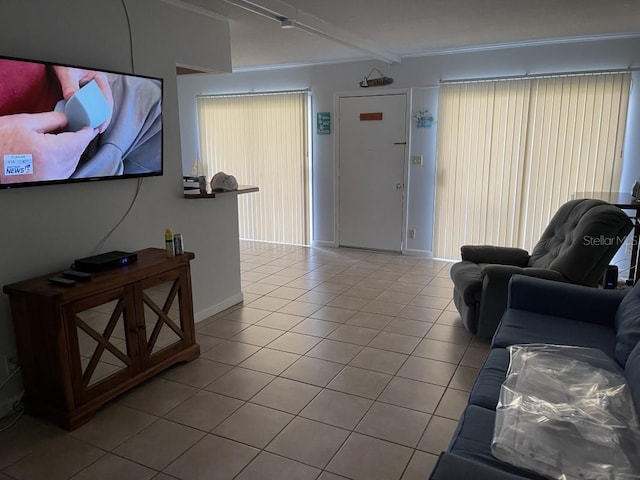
[{"left": 450, "top": 198, "right": 633, "bottom": 339}]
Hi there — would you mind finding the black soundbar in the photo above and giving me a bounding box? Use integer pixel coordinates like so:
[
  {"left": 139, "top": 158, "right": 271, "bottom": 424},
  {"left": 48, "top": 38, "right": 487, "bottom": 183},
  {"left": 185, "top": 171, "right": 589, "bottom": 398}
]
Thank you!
[{"left": 73, "top": 251, "right": 138, "bottom": 273}]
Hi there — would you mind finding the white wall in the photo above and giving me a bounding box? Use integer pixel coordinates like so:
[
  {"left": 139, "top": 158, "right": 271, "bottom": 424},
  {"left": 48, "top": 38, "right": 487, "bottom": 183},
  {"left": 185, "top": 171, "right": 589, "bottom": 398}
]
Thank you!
[
  {"left": 407, "top": 87, "right": 438, "bottom": 254},
  {"left": 178, "top": 36, "right": 640, "bottom": 256},
  {"left": 620, "top": 71, "right": 640, "bottom": 189},
  {"left": 0, "top": 0, "right": 237, "bottom": 413}
]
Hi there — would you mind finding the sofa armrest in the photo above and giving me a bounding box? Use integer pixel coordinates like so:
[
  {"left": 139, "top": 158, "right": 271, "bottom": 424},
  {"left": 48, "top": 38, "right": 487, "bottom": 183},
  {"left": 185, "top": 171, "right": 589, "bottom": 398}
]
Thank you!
[
  {"left": 429, "top": 453, "right": 533, "bottom": 480},
  {"left": 474, "top": 265, "right": 566, "bottom": 338},
  {"left": 461, "top": 246, "right": 530, "bottom": 266},
  {"left": 507, "top": 275, "right": 627, "bottom": 326}
]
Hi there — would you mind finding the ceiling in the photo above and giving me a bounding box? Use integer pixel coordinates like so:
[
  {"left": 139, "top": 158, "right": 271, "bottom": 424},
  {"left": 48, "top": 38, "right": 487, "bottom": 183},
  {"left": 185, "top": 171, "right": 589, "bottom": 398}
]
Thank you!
[{"left": 177, "top": 0, "right": 640, "bottom": 70}]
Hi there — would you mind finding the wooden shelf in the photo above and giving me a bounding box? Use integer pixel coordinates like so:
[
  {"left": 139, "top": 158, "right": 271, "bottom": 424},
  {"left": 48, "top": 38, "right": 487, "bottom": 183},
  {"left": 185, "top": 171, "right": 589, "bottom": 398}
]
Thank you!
[{"left": 184, "top": 185, "right": 259, "bottom": 199}]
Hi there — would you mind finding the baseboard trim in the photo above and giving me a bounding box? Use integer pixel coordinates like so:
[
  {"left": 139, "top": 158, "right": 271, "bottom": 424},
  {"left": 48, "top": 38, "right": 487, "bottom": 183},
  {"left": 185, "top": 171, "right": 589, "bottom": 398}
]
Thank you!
[
  {"left": 404, "top": 249, "right": 433, "bottom": 257},
  {"left": 311, "top": 240, "right": 336, "bottom": 248},
  {"left": 312, "top": 240, "right": 336, "bottom": 248},
  {"left": 194, "top": 292, "right": 244, "bottom": 323}
]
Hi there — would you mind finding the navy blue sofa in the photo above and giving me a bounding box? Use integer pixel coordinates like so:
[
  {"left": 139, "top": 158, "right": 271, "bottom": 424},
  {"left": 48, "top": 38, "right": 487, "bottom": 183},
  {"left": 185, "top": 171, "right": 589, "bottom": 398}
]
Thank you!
[{"left": 430, "top": 275, "right": 640, "bottom": 479}]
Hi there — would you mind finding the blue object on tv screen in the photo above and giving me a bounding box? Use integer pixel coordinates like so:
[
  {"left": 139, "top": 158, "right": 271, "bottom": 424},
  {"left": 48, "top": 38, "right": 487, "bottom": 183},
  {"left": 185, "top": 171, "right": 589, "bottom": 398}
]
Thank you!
[{"left": 0, "top": 55, "right": 163, "bottom": 189}]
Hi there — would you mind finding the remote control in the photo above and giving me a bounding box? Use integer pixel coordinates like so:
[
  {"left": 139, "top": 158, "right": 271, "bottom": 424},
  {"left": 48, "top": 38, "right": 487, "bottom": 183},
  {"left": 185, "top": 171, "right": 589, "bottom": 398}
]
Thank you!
[
  {"left": 63, "top": 270, "right": 92, "bottom": 282},
  {"left": 48, "top": 276, "right": 77, "bottom": 287}
]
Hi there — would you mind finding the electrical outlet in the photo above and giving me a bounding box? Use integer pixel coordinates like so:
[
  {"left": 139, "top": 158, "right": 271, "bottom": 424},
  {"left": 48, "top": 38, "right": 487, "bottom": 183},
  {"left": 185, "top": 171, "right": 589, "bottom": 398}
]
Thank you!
[
  {"left": 408, "top": 229, "right": 416, "bottom": 239},
  {"left": 4, "top": 352, "right": 18, "bottom": 376}
]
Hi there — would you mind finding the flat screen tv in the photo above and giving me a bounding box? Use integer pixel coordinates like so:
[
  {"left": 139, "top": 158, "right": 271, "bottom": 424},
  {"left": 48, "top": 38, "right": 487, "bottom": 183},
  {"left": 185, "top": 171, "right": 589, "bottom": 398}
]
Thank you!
[{"left": 0, "top": 55, "right": 163, "bottom": 189}]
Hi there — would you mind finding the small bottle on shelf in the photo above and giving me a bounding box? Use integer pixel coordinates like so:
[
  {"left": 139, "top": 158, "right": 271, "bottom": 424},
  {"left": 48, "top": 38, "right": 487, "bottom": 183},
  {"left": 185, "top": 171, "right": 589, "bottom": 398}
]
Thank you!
[
  {"left": 174, "top": 233, "right": 184, "bottom": 255},
  {"left": 165, "top": 228, "right": 175, "bottom": 257}
]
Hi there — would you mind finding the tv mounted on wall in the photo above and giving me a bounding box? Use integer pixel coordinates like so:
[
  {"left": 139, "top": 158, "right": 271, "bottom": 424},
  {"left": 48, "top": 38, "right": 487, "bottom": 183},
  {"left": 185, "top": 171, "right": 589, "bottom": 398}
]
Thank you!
[{"left": 0, "top": 55, "right": 163, "bottom": 189}]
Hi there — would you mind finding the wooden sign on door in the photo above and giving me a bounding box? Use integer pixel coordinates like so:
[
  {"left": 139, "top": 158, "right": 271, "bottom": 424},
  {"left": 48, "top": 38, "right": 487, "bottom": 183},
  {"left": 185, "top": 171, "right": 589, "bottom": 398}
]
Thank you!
[{"left": 360, "top": 112, "right": 383, "bottom": 121}]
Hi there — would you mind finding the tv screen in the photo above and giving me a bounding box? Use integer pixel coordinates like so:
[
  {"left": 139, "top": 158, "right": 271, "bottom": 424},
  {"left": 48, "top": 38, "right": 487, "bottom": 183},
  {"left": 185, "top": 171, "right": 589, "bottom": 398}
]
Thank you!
[{"left": 0, "top": 55, "right": 163, "bottom": 189}]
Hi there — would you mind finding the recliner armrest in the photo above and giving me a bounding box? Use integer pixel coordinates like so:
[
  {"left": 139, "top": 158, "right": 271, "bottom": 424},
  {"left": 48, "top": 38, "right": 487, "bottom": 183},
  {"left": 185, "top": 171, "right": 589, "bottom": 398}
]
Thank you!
[
  {"left": 461, "top": 246, "right": 530, "bottom": 266},
  {"left": 507, "top": 275, "right": 627, "bottom": 326},
  {"left": 483, "top": 265, "right": 567, "bottom": 283},
  {"left": 473, "top": 265, "right": 529, "bottom": 338},
  {"left": 429, "top": 453, "right": 532, "bottom": 480},
  {"left": 474, "top": 265, "right": 567, "bottom": 338}
]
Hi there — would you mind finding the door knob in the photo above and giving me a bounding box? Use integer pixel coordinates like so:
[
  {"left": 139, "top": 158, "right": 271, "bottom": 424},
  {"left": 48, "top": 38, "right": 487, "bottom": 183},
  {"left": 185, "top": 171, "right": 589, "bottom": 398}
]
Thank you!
[{"left": 396, "top": 183, "right": 403, "bottom": 189}]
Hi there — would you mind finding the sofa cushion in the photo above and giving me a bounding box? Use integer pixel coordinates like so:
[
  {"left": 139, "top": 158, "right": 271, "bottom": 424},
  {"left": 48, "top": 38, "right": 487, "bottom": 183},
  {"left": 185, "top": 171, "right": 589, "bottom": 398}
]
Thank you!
[
  {"left": 624, "top": 340, "right": 640, "bottom": 413},
  {"left": 430, "top": 453, "right": 534, "bottom": 480},
  {"left": 468, "top": 348, "right": 510, "bottom": 410},
  {"left": 493, "top": 345, "right": 640, "bottom": 479},
  {"left": 448, "top": 405, "right": 546, "bottom": 479},
  {"left": 615, "top": 282, "right": 640, "bottom": 367},
  {"left": 493, "top": 309, "right": 617, "bottom": 360}
]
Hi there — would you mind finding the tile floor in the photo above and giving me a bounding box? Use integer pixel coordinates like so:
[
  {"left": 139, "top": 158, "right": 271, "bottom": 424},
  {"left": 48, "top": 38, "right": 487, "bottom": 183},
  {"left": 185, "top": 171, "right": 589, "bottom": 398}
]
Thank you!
[{"left": 0, "top": 241, "right": 490, "bottom": 480}]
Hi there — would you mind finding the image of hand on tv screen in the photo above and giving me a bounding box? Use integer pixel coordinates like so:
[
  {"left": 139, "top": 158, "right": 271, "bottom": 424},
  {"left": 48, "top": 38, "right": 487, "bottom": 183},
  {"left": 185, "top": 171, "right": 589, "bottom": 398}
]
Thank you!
[
  {"left": 52, "top": 66, "right": 114, "bottom": 133},
  {"left": 0, "top": 58, "right": 162, "bottom": 186},
  {"left": 0, "top": 112, "right": 98, "bottom": 185}
]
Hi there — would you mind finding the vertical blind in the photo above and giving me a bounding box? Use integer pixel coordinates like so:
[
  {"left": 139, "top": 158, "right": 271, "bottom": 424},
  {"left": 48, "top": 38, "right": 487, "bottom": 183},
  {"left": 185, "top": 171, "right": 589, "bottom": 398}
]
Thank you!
[
  {"left": 434, "top": 73, "right": 631, "bottom": 259},
  {"left": 197, "top": 91, "right": 309, "bottom": 245}
]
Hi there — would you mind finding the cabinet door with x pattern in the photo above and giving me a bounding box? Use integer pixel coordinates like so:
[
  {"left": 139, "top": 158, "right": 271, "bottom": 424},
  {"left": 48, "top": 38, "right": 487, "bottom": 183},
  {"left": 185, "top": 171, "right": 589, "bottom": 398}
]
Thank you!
[
  {"left": 136, "top": 266, "right": 196, "bottom": 369},
  {"left": 65, "top": 285, "right": 140, "bottom": 405}
]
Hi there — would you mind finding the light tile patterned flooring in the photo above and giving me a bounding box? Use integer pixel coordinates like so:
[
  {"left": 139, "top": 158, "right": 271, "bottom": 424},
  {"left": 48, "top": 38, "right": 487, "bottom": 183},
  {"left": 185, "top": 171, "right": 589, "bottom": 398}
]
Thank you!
[{"left": 0, "top": 241, "right": 490, "bottom": 480}]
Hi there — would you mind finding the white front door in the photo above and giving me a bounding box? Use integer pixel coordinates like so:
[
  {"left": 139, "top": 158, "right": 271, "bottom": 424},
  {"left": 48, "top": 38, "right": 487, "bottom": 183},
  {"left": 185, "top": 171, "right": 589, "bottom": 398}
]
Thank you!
[{"left": 338, "top": 93, "right": 408, "bottom": 251}]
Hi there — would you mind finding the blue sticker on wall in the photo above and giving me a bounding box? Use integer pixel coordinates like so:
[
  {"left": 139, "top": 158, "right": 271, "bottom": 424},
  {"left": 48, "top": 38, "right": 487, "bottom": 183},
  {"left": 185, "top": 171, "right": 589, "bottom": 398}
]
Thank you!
[{"left": 317, "top": 112, "right": 331, "bottom": 134}]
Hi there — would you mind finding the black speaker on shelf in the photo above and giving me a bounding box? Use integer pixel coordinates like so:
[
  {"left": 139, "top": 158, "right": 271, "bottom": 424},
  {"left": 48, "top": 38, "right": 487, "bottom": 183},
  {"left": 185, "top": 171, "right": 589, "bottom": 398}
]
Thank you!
[{"left": 602, "top": 265, "right": 618, "bottom": 289}]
